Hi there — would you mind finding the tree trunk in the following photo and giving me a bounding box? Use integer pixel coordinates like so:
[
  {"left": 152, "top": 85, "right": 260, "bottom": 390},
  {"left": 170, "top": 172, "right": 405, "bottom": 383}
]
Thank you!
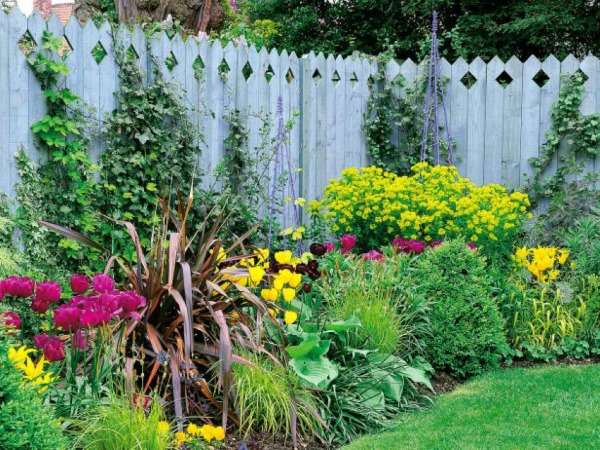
[
  {"left": 115, "top": 0, "right": 138, "bottom": 22},
  {"left": 194, "top": 0, "right": 212, "bottom": 33}
]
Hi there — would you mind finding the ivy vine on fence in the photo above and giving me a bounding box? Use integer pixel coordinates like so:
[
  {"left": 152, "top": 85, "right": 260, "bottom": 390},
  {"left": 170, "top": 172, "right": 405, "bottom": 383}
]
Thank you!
[
  {"left": 527, "top": 71, "right": 600, "bottom": 242},
  {"left": 18, "top": 31, "right": 100, "bottom": 272}
]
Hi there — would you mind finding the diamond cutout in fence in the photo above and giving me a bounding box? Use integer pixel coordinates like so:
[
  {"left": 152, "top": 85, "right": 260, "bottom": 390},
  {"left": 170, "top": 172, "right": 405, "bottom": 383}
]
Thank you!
[
  {"left": 193, "top": 55, "right": 205, "bottom": 80},
  {"left": 126, "top": 45, "right": 139, "bottom": 61},
  {"left": 59, "top": 36, "right": 73, "bottom": 57},
  {"left": 218, "top": 58, "right": 230, "bottom": 80},
  {"left": 532, "top": 69, "right": 549, "bottom": 88},
  {"left": 460, "top": 71, "right": 477, "bottom": 89},
  {"left": 17, "top": 30, "right": 37, "bottom": 57},
  {"left": 312, "top": 68, "right": 322, "bottom": 81},
  {"left": 350, "top": 72, "right": 359, "bottom": 84},
  {"left": 241, "top": 61, "right": 253, "bottom": 80},
  {"left": 332, "top": 70, "right": 341, "bottom": 83},
  {"left": 285, "top": 68, "right": 295, "bottom": 83},
  {"left": 265, "top": 64, "right": 275, "bottom": 82},
  {"left": 91, "top": 41, "right": 107, "bottom": 64},
  {"left": 164, "top": 51, "right": 178, "bottom": 71},
  {"left": 572, "top": 68, "right": 589, "bottom": 83},
  {"left": 496, "top": 70, "right": 513, "bottom": 88}
]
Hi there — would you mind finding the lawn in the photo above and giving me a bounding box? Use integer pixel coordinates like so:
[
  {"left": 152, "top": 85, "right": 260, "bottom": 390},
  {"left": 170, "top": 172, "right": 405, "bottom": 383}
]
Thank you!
[{"left": 344, "top": 364, "right": 600, "bottom": 450}]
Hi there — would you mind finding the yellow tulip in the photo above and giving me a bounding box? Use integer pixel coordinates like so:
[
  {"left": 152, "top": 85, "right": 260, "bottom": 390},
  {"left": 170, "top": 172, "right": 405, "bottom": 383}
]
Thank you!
[
  {"left": 278, "top": 269, "right": 293, "bottom": 284},
  {"left": 273, "top": 276, "right": 285, "bottom": 291},
  {"left": 175, "top": 431, "right": 189, "bottom": 445},
  {"left": 200, "top": 424, "right": 215, "bottom": 442},
  {"left": 284, "top": 310, "right": 298, "bottom": 325},
  {"left": 275, "top": 250, "right": 293, "bottom": 265},
  {"left": 187, "top": 423, "right": 200, "bottom": 437},
  {"left": 212, "top": 425, "right": 225, "bottom": 441},
  {"left": 288, "top": 272, "right": 302, "bottom": 288},
  {"left": 282, "top": 288, "right": 296, "bottom": 302},
  {"left": 261, "top": 288, "right": 278, "bottom": 302},
  {"left": 248, "top": 266, "right": 265, "bottom": 286}
]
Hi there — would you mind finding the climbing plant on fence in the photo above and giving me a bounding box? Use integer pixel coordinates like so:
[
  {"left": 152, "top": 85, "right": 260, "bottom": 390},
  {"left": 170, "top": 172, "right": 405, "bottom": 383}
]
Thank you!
[
  {"left": 18, "top": 31, "right": 100, "bottom": 272},
  {"left": 364, "top": 49, "right": 452, "bottom": 175},
  {"left": 98, "top": 47, "right": 199, "bottom": 259},
  {"left": 527, "top": 71, "right": 600, "bottom": 242}
]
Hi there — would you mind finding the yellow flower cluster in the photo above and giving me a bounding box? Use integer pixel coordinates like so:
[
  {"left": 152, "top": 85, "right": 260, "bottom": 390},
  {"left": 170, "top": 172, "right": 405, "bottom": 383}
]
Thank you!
[
  {"left": 159, "top": 421, "right": 225, "bottom": 447},
  {"left": 217, "top": 248, "right": 305, "bottom": 326},
  {"left": 314, "top": 163, "right": 531, "bottom": 250},
  {"left": 7, "top": 346, "right": 55, "bottom": 393},
  {"left": 514, "top": 246, "right": 569, "bottom": 283}
]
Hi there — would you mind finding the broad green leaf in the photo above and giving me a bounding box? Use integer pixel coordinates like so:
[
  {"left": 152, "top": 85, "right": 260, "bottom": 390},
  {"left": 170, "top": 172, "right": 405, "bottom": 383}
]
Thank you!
[{"left": 289, "top": 356, "right": 338, "bottom": 388}]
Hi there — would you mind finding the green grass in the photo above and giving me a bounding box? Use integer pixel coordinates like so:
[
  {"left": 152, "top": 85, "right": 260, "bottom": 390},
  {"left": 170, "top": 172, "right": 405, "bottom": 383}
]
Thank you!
[{"left": 344, "top": 364, "right": 600, "bottom": 450}]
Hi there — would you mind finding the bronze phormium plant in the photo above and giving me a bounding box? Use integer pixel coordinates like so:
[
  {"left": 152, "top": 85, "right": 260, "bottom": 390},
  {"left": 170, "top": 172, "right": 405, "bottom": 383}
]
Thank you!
[{"left": 42, "top": 192, "right": 279, "bottom": 432}]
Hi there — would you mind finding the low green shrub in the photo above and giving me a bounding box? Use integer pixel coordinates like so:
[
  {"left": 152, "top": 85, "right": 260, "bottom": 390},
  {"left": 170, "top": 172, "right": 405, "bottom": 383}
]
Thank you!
[
  {"left": 231, "top": 351, "right": 321, "bottom": 439},
  {"left": 413, "top": 240, "right": 507, "bottom": 377},
  {"left": 0, "top": 339, "right": 67, "bottom": 450}
]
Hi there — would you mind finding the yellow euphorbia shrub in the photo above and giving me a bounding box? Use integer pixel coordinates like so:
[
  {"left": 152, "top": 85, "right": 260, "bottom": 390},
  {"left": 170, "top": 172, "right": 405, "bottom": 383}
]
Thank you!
[{"left": 312, "top": 163, "right": 531, "bottom": 253}]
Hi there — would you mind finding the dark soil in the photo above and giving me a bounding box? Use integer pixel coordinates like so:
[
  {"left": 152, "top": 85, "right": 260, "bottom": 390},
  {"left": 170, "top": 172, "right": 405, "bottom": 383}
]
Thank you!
[
  {"left": 431, "top": 371, "right": 460, "bottom": 394},
  {"left": 505, "top": 355, "right": 600, "bottom": 369},
  {"left": 226, "top": 432, "right": 327, "bottom": 450}
]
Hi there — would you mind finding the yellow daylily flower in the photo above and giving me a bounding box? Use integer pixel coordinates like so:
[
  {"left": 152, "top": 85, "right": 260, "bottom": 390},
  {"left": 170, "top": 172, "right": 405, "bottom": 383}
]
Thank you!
[
  {"left": 8, "top": 346, "right": 35, "bottom": 366},
  {"left": 19, "top": 356, "right": 46, "bottom": 381},
  {"left": 294, "top": 197, "right": 306, "bottom": 207}
]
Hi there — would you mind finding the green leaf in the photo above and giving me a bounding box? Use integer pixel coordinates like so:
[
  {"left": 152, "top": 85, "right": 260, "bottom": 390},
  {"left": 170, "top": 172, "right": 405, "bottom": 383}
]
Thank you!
[
  {"left": 286, "top": 334, "right": 330, "bottom": 359},
  {"left": 289, "top": 355, "right": 338, "bottom": 389}
]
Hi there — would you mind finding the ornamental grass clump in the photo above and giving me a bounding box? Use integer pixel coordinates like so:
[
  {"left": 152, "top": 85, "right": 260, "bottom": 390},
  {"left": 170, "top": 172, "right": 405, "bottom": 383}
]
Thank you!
[{"left": 313, "top": 163, "right": 530, "bottom": 255}]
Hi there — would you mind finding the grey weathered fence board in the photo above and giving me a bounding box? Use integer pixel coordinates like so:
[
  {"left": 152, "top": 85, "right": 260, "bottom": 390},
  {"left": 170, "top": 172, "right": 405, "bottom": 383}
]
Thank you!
[
  {"left": 3, "top": 9, "right": 600, "bottom": 221},
  {"left": 0, "top": 11, "right": 10, "bottom": 197}
]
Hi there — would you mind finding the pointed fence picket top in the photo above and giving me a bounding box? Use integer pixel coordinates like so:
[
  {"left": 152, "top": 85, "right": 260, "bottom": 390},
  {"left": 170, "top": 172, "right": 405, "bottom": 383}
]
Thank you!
[{"left": 3, "top": 8, "right": 600, "bottom": 222}]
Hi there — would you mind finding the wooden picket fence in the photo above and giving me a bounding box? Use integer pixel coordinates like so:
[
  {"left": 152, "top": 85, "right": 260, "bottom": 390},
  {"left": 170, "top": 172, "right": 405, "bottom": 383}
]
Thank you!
[{"left": 2, "top": 9, "right": 600, "bottom": 225}]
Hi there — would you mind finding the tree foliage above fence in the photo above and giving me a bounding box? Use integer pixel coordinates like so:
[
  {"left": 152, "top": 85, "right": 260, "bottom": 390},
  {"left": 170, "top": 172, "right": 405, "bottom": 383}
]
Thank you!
[{"left": 247, "top": 0, "right": 600, "bottom": 62}]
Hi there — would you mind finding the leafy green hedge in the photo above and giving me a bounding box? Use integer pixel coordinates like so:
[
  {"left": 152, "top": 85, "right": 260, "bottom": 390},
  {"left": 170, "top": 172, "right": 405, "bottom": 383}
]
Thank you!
[{"left": 413, "top": 240, "right": 508, "bottom": 377}]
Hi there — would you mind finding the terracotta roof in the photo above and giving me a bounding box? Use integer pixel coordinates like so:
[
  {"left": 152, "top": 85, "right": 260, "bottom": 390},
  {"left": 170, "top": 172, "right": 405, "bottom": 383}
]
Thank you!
[{"left": 51, "top": 2, "right": 73, "bottom": 23}]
